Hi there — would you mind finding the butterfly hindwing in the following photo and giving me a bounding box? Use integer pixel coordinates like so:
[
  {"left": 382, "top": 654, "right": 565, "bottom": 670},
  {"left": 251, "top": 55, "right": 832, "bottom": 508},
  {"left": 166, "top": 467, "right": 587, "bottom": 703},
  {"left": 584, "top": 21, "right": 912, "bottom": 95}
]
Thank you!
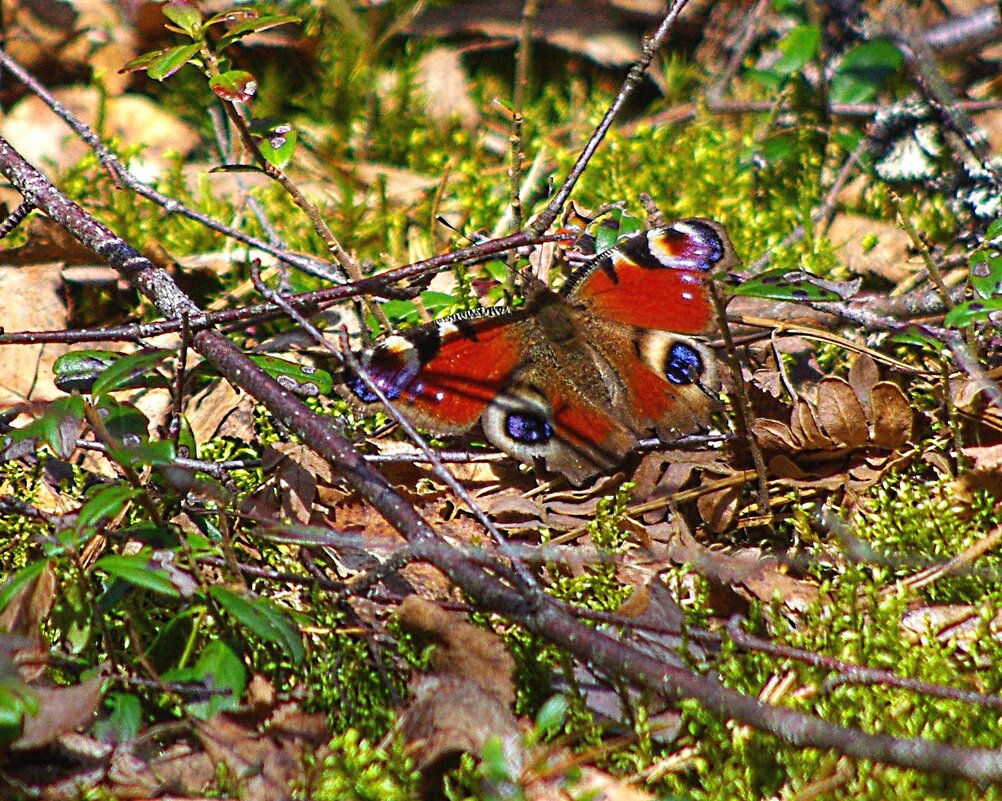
[{"left": 343, "top": 310, "right": 529, "bottom": 434}]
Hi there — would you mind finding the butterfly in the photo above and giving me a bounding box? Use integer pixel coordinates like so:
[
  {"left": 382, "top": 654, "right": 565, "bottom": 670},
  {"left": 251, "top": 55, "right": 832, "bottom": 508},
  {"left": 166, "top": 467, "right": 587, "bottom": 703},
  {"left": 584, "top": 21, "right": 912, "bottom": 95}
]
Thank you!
[{"left": 340, "top": 218, "right": 737, "bottom": 485}]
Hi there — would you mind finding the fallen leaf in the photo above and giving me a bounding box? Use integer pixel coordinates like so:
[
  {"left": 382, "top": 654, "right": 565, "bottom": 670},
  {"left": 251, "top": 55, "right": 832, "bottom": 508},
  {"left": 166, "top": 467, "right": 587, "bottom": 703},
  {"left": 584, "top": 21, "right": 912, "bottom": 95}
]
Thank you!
[
  {"left": 10, "top": 674, "right": 104, "bottom": 751},
  {"left": 393, "top": 597, "right": 522, "bottom": 785},
  {"left": 0, "top": 262, "right": 67, "bottom": 402},
  {"left": 869, "top": 382, "right": 913, "bottom": 450},
  {"left": 814, "top": 377, "right": 869, "bottom": 449}
]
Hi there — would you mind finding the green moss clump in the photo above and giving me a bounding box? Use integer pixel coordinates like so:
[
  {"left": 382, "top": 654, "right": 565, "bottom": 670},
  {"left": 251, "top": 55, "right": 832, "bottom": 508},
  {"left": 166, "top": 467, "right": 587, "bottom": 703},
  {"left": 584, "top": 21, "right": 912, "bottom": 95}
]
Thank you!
[{"left": 309, "top": 728, "right": 417, "bottom": 801}]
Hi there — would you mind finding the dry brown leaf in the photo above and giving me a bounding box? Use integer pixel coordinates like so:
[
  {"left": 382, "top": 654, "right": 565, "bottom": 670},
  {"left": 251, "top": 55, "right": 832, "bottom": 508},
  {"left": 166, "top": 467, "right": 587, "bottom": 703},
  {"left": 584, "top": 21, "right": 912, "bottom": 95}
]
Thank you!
[
  {"left": 792, "top": 399, "right": 833, "bottom": 450},
  {"left": 394, "top": 597, "right": 522, "bottom": 782},
  {"left": 0, "top": 262, "right": 67, "bottom": 402},
  {"left": 768, "top": 454, "right": 812, "bottom": 480},
  {"left": 196, "top": 709, "right": 325, "bottom": 801},
  {"left": 0, "top": 563, "right": 56, "bottom": 648},
  {"left": 869, "top": 381, "right": 913, "bottom": 450},
  {"left": 186, "top": 379, "right": 251, "bottom": 445},
  {"left": 828, "top": 213, "right": 916, "bottom": 283},
  {"left": 848, "top": 353, "right": 880, "bottom": 421},
  {"left": 10, "top": 674, "right": 104, "bottom": 751},
  {"left": 814, "top": 377, "right": 869, "bottom": 448},
  {"left": 751, "top": 419, "right": 797, "bottom": 451},
  {"left": 697, "top": 485, "right": 741, "bottom": 533}
]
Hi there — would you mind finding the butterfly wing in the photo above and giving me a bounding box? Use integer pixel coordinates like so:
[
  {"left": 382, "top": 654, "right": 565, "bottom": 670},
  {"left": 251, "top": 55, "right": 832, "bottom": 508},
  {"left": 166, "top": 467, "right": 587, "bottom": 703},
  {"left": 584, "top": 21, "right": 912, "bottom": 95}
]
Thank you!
[
  {"left": 566, "top": 219, "right": 733, "bottom": 439},
  {"left": 342, "top": 309, "right": 529, "bottom": 435},
  {"left": 480, "top": 362, "right": 638, "bottom": 486},
  {"left": 564, "top": 218, "right": 734, "bottom": 332}
]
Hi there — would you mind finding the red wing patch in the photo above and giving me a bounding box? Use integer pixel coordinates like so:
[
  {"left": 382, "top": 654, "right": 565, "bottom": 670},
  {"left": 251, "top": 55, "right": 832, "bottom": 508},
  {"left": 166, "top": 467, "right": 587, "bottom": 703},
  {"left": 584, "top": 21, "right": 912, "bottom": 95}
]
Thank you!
[
  {"left": 400, "top": 321, "right": 527, "bottom": 428},
  {"left": 573, "top": 264, "right": 712, "bottom": 332},
  {"left": 615, "top": 351, "right": 678, "bottom": 425}
]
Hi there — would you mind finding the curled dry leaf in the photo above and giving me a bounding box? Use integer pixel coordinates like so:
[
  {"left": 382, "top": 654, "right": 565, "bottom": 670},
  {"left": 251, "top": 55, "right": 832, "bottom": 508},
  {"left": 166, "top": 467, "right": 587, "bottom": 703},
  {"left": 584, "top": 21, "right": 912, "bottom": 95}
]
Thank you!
[
  {"left": 792, "top": 398, "right": 831, "bottom": 450},
  {"left": 869, "top": 381, "right": 913, "bottom": 450},
  {"left": 848, "top": 354, "right": 880, "bottom": 420},
  {"left": 697, "top": 484, "right": 741, "bottom": 534},
  {"left": 393, "top": 596, "right": 522, "bottom": 782}
]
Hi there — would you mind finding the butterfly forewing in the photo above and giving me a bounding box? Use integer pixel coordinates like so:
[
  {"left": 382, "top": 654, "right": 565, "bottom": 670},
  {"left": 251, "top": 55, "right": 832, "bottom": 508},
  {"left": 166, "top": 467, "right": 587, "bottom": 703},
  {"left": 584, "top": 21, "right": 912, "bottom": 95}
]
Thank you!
[{"left": 565, "top": 219, "right": 734, "bottom": 333}]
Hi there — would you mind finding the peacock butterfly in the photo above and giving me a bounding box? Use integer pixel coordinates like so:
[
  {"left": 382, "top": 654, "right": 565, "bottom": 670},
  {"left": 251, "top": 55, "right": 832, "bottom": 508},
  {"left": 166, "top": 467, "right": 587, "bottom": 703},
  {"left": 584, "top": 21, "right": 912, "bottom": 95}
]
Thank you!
[{"left": 340, "top": 218, "right": 737, "bottom": 485}]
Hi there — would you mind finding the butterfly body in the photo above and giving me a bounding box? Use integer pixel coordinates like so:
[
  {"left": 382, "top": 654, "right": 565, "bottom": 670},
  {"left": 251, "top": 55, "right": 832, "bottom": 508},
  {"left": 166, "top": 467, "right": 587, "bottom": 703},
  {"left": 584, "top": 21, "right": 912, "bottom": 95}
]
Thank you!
[{"left": 342, "top": 219, "right": 736, "bottom": 485}]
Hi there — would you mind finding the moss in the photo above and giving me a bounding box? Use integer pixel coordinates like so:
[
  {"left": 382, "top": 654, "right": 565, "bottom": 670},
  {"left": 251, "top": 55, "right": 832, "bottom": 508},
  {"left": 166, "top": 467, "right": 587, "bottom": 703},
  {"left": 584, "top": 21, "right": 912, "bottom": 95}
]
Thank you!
[{"left": 310, "top": 728, "right": 417, "bottom": 801}]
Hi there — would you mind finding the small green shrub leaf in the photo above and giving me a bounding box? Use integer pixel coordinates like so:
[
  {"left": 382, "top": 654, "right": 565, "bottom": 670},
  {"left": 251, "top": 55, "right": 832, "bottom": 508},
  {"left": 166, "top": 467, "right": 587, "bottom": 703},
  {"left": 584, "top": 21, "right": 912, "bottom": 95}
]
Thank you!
[
  {"left": 95, "top": 554, "right": 181, "bottom": 598},
  {"left": 210, "top": 587, "right": 304, "bottom": 663},
  {"left": 247, "top": 355, "right": 332, "bottom": 397},
  {"left": 969, "top": 248, "right": 1002, "bottom": 299},
  {"left": 772, "top": 25, "right": 821, "bottom": 76},
  {"left": 217, "top": 15, "right": 300, "bottom": 49},
  {"left": 53, "top": 351, "right": 120, "bottom": 393},
  {"left": 254, "top": 122, "right": 298, "bottom": 168},
  {"left": 944, "top": 297, "right": 1002, "bottom": 327},
  {"left": 0, "top": 561, "right": 49, "bottom": 612},
  {"left": 91, "top": 692, "right": 142, "bottom": 743},
  {"left": 162, "top": 3, "right": 202, "bottom": 37},
  {"left": 146, "top": 43, "right": 201, "bottom": 81},
  {"left": 210, "top": 70, "right": 258, "bottom": 103},
  {"left": 830, "top": 40, "right": 903, "bottom": 105},
  {"left": 76, "top": 484, "right": 141, "bottom": 530},
  {"left": 732, "top": 269, "right": 859, "bottom": 302},
  {"left": 91, "top": 350, "right": 171, "bottom": 395}
]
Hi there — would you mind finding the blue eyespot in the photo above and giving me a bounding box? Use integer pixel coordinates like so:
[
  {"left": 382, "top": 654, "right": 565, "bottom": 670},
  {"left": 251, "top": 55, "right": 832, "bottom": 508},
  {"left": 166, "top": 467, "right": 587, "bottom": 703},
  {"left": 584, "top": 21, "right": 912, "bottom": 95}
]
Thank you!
[
  {"left": 506, "top": 412, "right": 553, "bottom": 444},
  {"left": 664, "top": 342, "right": 703, "bottom": 385},
  {"left": 347, "top": 372, "right": 403, "bottom": 403}
]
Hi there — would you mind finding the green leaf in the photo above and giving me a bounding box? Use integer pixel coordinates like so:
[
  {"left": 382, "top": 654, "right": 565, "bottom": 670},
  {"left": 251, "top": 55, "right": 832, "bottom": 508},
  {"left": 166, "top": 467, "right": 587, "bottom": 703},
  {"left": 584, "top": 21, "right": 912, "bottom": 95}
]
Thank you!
[
  {"left": 162, "top": 3, "right": 202, "bottom": 37},
  {"left": 53, "top": 351, "right": 121, "bottom": 393},
  {"left": 39, "top": 395, "right": 87, "bottom": 458},
  {"left": 0, "top": 679, "right": 37, "bottom": 745},
  {"left": 593, "top": 209, "right": 644, "bottom": 253},
  {"left": 91, "top": 350, "right": 171, "bottom": 395},
  {"left": 986, "top": 217, "right": 1002, "bottom": 241},
  {"left": 162, "top": 639, "right": 247, "bottom": 719},
  {"left": 1, "top": 397, "right": 85, "bottom": 462},
  {"left": 146, "top": 43, "right": 201, "bottom": 81},
  {"left": 76, "top": 484, "right": 141, "bottom": 531},
  {"left": 419, "top": 291, "right": 459, "bottom": 316},
  {"left": 830, "top": 40, "right": 903, "bottom": 105},
  {"left": 95, "top": 554, "right": 181, "bottom": 598},
  {"left": 944, "top": 297, "right": 1002, "bottom": 328},
  {"left": 247, "top": 355, "right": 333, "bottom": 397},
  {"left": 204, "top": 9, "right": 257, "bottom": 28},
  {"left": 95, "top": 397, "right": 150, "bottom": 444},
  {"left": 375, "top": 299, "right": 420, "bottom": 327},
  {"left": 969, "top": 248, "right": 1002, "bottom": 299},
  {"left": 147, "top": 606, "right": 202, "bottom": 672},
  {"left": 120, "top": 49, "right": 166, "bottom": 74},
  {"left": 534, "top": 694, "right": 568, "bottom": 736},
  {"left": 91, "top": 692, "right": 142, "bottom": 743},
  {"left": 217, "top": 14, "right": 300, "bottom": 49},
  {"left": 479, "top": 736, "right": 513, "bottom": 783},
  {"left": 255, "top": 122, "right": 298, "bottom": 168},
  {"left": 108, "top": 439, "right": 176, "bottom": 469},
  {"left": 210, "top": 70, "right": 258, "bottom": 103},
  {"left": 0, "top": 561, "right": 48, "bottom": 612},
  {"left": 771, "top": 25, "right": 821, "bottom": 77},
  {"left": 731, "top": 269, "right": 858, "bottom": 302},
  {"left": 210, "top": 587, "right": 304, "bottom": 663}
]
